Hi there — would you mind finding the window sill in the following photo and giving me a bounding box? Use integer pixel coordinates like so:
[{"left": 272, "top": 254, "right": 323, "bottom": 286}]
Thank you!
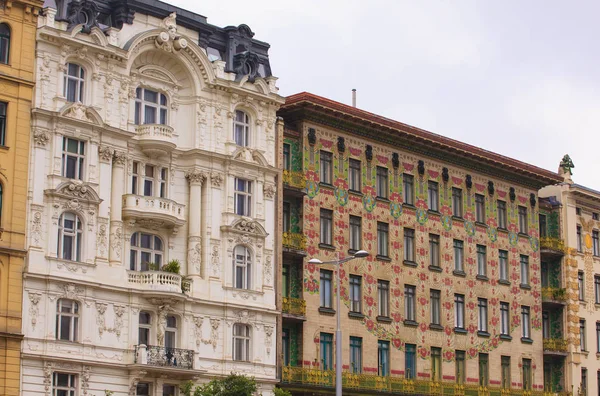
[
  {"left": 452, "top": 216, "right": 464, "bottom": 222},
  {"left": 453, "top": 270, "right": 466, "bottom": 277},
  {"left": 0, "top": 145, "right": 9, "bottom": 151},
  {"left": 475, "top": 221, "right": 487, "bottom": 228},
  {"left": 428, "top": 210, "right": 441, "bottom": 216},
  {"left": 376, "top": 316, "right": 393, "bottom": 324},
  {"left": 403, "top": 319, "right": 418, "bottom": 327},
  {"left": 376, "top": 196, "right": 390, "bottom": 203},
  {"left": 348, "top": 311, "right": 364, "bottom": 320},
  {"left": 429, "top": 324, "right": 444, "bottom": 331},
  {"left": 477, "top": 331, "right": 490, "bottom": 338},
  {"left": 319, "top": 243, "right": 336, "bottom": 251},
  {"left": 518, "top": 232, "right": 529, "bottom": 237},
  {"left": 520, "top": 284, "right": 531, "bottom": 290},
  {"left": 376, "top": 255, "right": 392, "bottom": 262},
  {"left": 402, "top": 203, "right": 416, "bottom": 210},
  {"left": 476, "top": 275, "right": 489, "bottom": 282},
  {"left": 428, "top": 265, "right": 442, "bottom": 273},
  {"left": 454, "top": 327, "right": 467, "bottom": 335},
  {"left": 520, "top": 337, "right": 533, "bottom": 344},
  {"left": 403, "top": 260, "right": 418, "bottom": 268},
  {"left": 319, "top": 182, "right": 334, "bottom": 189},
  {"left": 499, "top": 334, "right": 512, "bottom": 341},
  {"left": 318, "top": 307, "right": 336, "bottom": 315},
  {"left": 497, "top": 227, "right": 508, "bottom": 233},
  {"left": 498, "top": 279, "right": 511, "bottom": 286},
  {"left": 348, "top": 189, "right": 363, "bottom": 196}
]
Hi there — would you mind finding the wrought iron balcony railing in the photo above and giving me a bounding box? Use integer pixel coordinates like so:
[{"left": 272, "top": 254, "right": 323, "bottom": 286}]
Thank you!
[
  {"left": 282, "top": 232, "right": 306, "bottom": 251},
  {"left": 134, "top": 344, "right": 194, "bottom": 370},
  {"left": 282, "top": 297, "right": 306, "bottom": 316},
  {"left": 541, "top": 287, "right": 567, "bottom": 302},
  {"left": 281, "top": 366, "right": 570, "bottom": 395},
  {"left": 543, "top": 338, "right": 568, "bottom": 352},
  {"left": 540, "top": 237, "right": 565, "bottom": 254},
  {"left": 283, "top": 170, "right": 306, "bottom": 189}
]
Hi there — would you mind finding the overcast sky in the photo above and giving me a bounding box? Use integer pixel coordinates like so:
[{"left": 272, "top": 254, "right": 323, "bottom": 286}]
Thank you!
[{"left": 168, "top": 0, "right": 599, "bottom": 189}]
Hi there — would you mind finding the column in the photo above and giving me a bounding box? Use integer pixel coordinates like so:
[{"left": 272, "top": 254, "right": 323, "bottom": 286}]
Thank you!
[
  {"left": 185, "top": 170, "right": 205, "bottom": 277},
  {"left": 109, "top": 150, "right": 127, "bottom": 266}
]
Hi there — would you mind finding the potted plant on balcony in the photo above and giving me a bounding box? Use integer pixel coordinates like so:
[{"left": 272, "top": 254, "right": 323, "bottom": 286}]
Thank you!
[{"left": 161, "top": 259, "right": 181, "bottom": 274}]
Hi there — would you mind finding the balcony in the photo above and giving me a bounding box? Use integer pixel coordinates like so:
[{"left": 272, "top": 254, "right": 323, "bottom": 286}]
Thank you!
[
  {"left": 282, "top": 297, "right": 306, "bottom": 318},
  {"left": 542, "top": 287, "right": 567, "bottom": 305},
  {"left": 281, "top": 367, "right": 565, "bottom": 395},
  {"left": 543, "top": 338, "right": 568, "bottom": 354},
  {"left": 135, "top": 344, "right": 194, "bottom": 370},
  {"left": 283, "top": 170, "right": 306, "bottom": 191},
  {"left": 127, "top": 270, "right": 191, "bottom": 295},
  {"left": 136, "top": 124, "right": 176, "bottom": 157},
  {"left": 540, "top": 237, "right": 565, "bottom": 256},
  {"left": 122, "top": 194, "right": 185, "bottom": 230},
  {"left": 283, "top": 232, "right": 306, "bottom": 253}
]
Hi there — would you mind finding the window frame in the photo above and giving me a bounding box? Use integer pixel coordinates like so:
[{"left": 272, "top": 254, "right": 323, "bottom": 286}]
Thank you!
[
  {"left": 0, "top": 101, "right": 6, "bottom": 147},
  {"left": 427, "top": 181, "right": 439, "bottom": 211},
  {"left": 282, "top": 143, "right": 291, "bottom": 170},
  {"left": 475, "top": 194, "right": 485, "bottom": 223},
  {"left": 454, "top": 294, "right": 465, "bottom": 329},
  {"left": 431, "top": 347, "right": 442, "bottom": 382},
  {"left": 452, "top": 187, "right": 463, "bottom": 218},
  {"left": 349, "top": 215, "right": 362, "bottom": 251},
  {"left": 522, "top": 358, "right": 532, "bottom": 390},
  {"left": 138, "top": 311, "right": 151, "bottom": 346},
  {"left": 580, "top": 319, "right": 587, "bottom": 351},
  {"left": 499, "top": 250, "right": 509, "bottom": 282},
  {"left": 129, "top": 232, "right": 163, "bottom": 271},
  {"left": 595, "top": 275, "right": 600, "bottom": 304},
  {"left": 478, "top": 353, "right": 489, "bottom": 386},
  {"left": 577, "top": 225, "right": 583, "bottom": 253},
  {"left": 518, "top": 205, "right": 528, "bottom": 234},
  {"left": 320, "top": 151, "right": 333, "bottom": 184},
  {"left": 56, "top": 299, "right": 79, "bottom": 342},
  {"left": 520, "top": 255, "right": 530, "bottom": 287},
  {"left": 500, "top": 302, "right": 510, "bottom": 336},
  {"left": 429, "top": 234, "right": 440, "bottom": 269},
  {"left": 349, "top": 275, "right": 362, "bottom": 313},
  {"left": 376, "top": 166, "right": 388, "bottom": 199},
  {"left": 58, "top": 212, "right": 83, "bottom": 262},
  {"left": 578, "top": 271, "right": 585, "bottom": 301},
  {"left": 320, "top": 332, "right": 333, "bottom": 370},
  {"left": 453, "top": 239, "right": 464, "bottom": 273},
  {"left": 134, "top": 87, "right": 168, "bottom": 125},
  {"left": 521, "top": 306, "right": 531, "bottom": 340},
  {"left": 404, "top": 228, "right": 415, "bottom": 263},
  {"left": 232, "top": 323, "right": 251, "bottom": 361},
  {"left": 404, "top": 285, "right": 416, "bottom": 322},
  {"left": 476, "top": 245, "right": 487, "bottom": 278},
  {"left": 233, "top": 245, "right": 252, "bottom": 290},
  {"left": 320, "top": 209, "right": 333, "bottom": 246},
  {"left": 64, "top": 62, "right": 85, "bottom": 103},
  {"left": 234, "top": 178, "right": 253, "bottom": 217},
  {"left": 455, "top": 350, "right": 465, "bottom": 384},
  {"left": 501, "top": 356, "right": 511, "bottom": 389},
  {"left": 349, "top": 158, "right": 361, "bottom": 192},
  {"left": 0, "top": 23, "right": 10, "bottom": 65},
  {"left": 477, "top": 298, "right": 488, "bottom": 333},
  {"left": 164, "top": 315, "right": 177, "bottom": 349},
  {"left": 430, "top": 289, "right": 441, "bottom": 326},
  {"left": 320, "top": 269, "right": 333, "bottom": 308},
  {"left": 593, "top": 230, "right": 600, "bottom": 256},
  {"left": 62, "top": 137, "right": 85, "bottom": 180},
  {"left": 233, "top": 110, "right": 250, "bottom": 146},
  {"left": 349, "top": 336, "right": 362, "bottom": 373},
  {"left": 405, "top": 343, "right": 416, "bottom": 379},
  {"left": 403, "top": 174, "right": 414, "bottom": 205},
  {"left": 53, "top": 372, "right": 77, "bottom": 396},
  {"left": 377, "top": 280, "right": 390, "bottom": 318},
  {"left": 377, "top": 222, "right": 389, "bottom": 257},
  {"left": 497, "top": 200, "right": 507, "bottom": 229},
  {"left": 378, "top": 340, "right": 390, "bottom": 376}
]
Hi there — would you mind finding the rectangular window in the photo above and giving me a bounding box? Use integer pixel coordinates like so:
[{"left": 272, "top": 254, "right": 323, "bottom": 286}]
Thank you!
[
  {"left": 581, "top": 368, "right": 588, "bottom": 396},
  {"left": 320, "top": 270, "right": 332, "bottom": 308},
  {"left": 282, "top": 264, "right": 290, "bottom": 298},
  {"left": 518, "top": 206, "right": 528, "bottom": 234},
  {"left": 501, "top": 356, "right": 511, "bottom": 389},
  {"left": 579, "top": 271, "right": 585, "bottom": 301},
  {"left": 539, "top": 214, "right": 547, "bottom": 238},
  {"left": 428, "top": 181, "right": 439, "bottom": 211},
  {"left": 282, "top": 202, "right": 290, "bottom": 233},
  {"left": 234, "top": 178, "right": 252, "bottom": 216},
  {"left": 136, "top": 383, "right": 150, "bottom": 396},
  {"left": 132, "top": 161, "right": 139, "bottom": 194},
  {"left": 431, "top": 347, "right": 442, "bottom": 382},
  {"left": 320, "top": 151, "right": 332, "bottom": 184},
  {"left": 454, "top": 240, "right": 464, "bottom": 272},
  {"left": 596, "top": 322, "right": 600, "bottom": 353},
  {"left": 475, "top": 194, "right": 485, "bottom": 223},
  {"left": 455, "top": 350, "right": 465, "bottom": 384},
  {"left": 479, "top": 353, "right": 489, "bottom": 386},
  {"left": 594, "top": 213, "right": 600, "bottom": 221},
  {"left": 405, "top": 344, "right": 416, "bottom": 379},
  {"left": 376, "top": 167, "right": 388, "bottom": 198},
  {"left": 349, "top": 336, "right": 362, "bottom": 373},
  {"left": 404, "top": 285, "right": 416, "bottom": 322},
  {"left": 283, "top": 143, "right": 291, "bottom": 170},
  {"left": 143, "top": 164, "right": 154, "bottom": 196},
  {"left": 349, "top": 159, "right": 361, "bottom": 192},
  {"left": 62, "top": 137, "right": 85, "bottom": 180},
  {"left": 577, "top": 225, "right": 583, "bottom": 252},
  {"left": 429, "top": 234, "right": 440, "bottom": 269},
  {"left": 523, "top": 359, "right": 532, "bottom": 390},
  {"left": 478, "top": 298, "right": 488, "bottom": 333},
  {"left": 595, "top": 276, "right": 600, "bottom": 304},
  {"left": 320, "top": 333, "right": 333, "bottom": 370},
  {"left": 455, "top": 294, "right": 465, "bottom": 329},
  {"left": 404, "top": 228, "right": 415, "bottom": 262},
  {"left": 403, "top": 174, "right": 414, "bottom": 205},
  {"left": 159, "top": 168, "right": 167, "bottom": 198},
  {"left": 477, "top": 245, "right": 487, "bottom": 277},
  {"left": 522, "top": 306, "right": 531, "bottom": 339},
  {"left": 499, "top": 250, "right": 509, "bottom": 282},
  {"left": 520, "top": 255, "right": 529, "bottom": 286},
  {"left": 378, "top": 340, "right": 390, "bottom": 376},
  {"left": 543, "top": 311, "right": 550, "bottom": 339},
  {"left": 497, "top": 200, "right": 507, "bottom": 229},
  {"left": 0, "top": 102, "right": 6, "bottom": 146},
  {"left": 593, "top": 231, "right": 600, "bottom": 256},
  {"left": 452, "top": 188, "right": 463, "bottom": 217},
  {"left": 349, "top": 215, "right": 362, "bottom": 251},
  {"left": 377, "top": 280, "right": 390, "bottom": 318},
  {"left": 349, "top": 275, "right": 362, "bottom": 313},
  {"left": 430, "top": 289, "right": 441, "bottom": 326},
  {"left": 500, "top": 302, "right": 510, "bottom": 336},
  {"left": 377, "top": 222, "right": 389, "bottom": 257},
  {"left": 580, "top": 319, "right": 587, "bottom": 351},
  {"left": 320, "top": 209, "right": 333, "bottom": 245},
  {"left": 53, "top": 373, "right": 77, "bottom": 396}
]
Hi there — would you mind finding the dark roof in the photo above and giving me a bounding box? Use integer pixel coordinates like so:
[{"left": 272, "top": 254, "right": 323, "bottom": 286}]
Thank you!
[{"left": 280, "top": 92, "right": 563, "bottom": 189}]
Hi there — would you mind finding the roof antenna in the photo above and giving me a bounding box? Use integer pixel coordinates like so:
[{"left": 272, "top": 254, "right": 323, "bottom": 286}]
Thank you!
[{"left": 352, "top": 89, "right": 357, "bottom": 107}]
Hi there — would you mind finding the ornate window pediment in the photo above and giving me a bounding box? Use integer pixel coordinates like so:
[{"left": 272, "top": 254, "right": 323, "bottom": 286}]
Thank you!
[
  {"left": 222, "top": 218, "right": 268, "bottom": 238},
  {"left": 45, "top": 181, "right": 102, "bottom": 206},
  {"left": 231, "top": 147, "right": 269, "bottom": 166}
]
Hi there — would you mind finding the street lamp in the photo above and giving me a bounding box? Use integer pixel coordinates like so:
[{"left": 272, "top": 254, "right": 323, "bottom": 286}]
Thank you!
[{"left": 308, "top": 249, "right": 369, "bottom": 396}]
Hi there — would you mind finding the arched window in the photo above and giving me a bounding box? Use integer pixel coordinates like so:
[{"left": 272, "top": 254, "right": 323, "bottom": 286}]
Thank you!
[
  {"left": 165, "top": 315, "right": 177, "bottom": 348},
  {"left": 64, "top": 63, "right": 85, "bottom": 103},
  {"left": 0, "top": 24, "right": 10, "bottom": 64},
  {"left": 139, "top": 311, "right": 151, "bottom": 346},
  {"left": 232, "top": 323, "right": 250, "bottom": 361},
  {"left": 0, "top": 183, "right": 3, "bottom": 224},
  {"left": 130, "top": 232, "right": 163, "bottom": 271},
  {"left": 233, "top": 110, "right": 249, "bottom": 146},
  {"left": 135, "top": 88, "right": 167, "bottom": 125},
  {"left": 233, "top": 245, "right": 251, "bottom": 289},
  {"left": 58, "top": 212, "right": 82, "bottom": 261},
  {"left": 56, "top": 299, "right": 79, "bottom": 342}
]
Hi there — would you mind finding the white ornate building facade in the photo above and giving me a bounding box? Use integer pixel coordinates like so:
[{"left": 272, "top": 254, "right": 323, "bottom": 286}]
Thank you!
[{"left": 23, "top": 0, "right": 284, "bottom": 394}]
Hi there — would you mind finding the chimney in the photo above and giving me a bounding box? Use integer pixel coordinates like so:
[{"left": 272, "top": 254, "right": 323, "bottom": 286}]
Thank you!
[{"left": 352, "top": 89, "right": 356, "bottom": 107}]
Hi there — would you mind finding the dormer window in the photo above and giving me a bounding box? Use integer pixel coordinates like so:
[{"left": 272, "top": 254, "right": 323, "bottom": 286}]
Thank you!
[
  {"left": 64, "top": 63, "right": 85, "bottom": 103},
  {"left": 233, "top": 110, "right": 249, "bottom": 147},
  {"left": 135, "top": 88, "right": 167, "bottom": 125}
]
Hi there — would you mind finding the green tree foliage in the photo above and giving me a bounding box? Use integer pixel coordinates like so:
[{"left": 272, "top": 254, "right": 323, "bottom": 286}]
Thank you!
[
  {"left": 273, "top": 387, "right": 292, "bottom": 396},
  {"left": 182, "top": 374, "right": 257, "bottom": 396}
]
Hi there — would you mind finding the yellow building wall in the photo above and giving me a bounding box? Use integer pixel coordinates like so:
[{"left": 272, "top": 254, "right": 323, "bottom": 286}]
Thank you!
[{"left": 0, "top": 1, "right": 42, "bottom": 395}]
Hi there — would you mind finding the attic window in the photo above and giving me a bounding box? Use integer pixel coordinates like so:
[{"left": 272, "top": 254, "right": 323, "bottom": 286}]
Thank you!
[{"left": 207, "top": 47, "right": 221, "bottom": 62}]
